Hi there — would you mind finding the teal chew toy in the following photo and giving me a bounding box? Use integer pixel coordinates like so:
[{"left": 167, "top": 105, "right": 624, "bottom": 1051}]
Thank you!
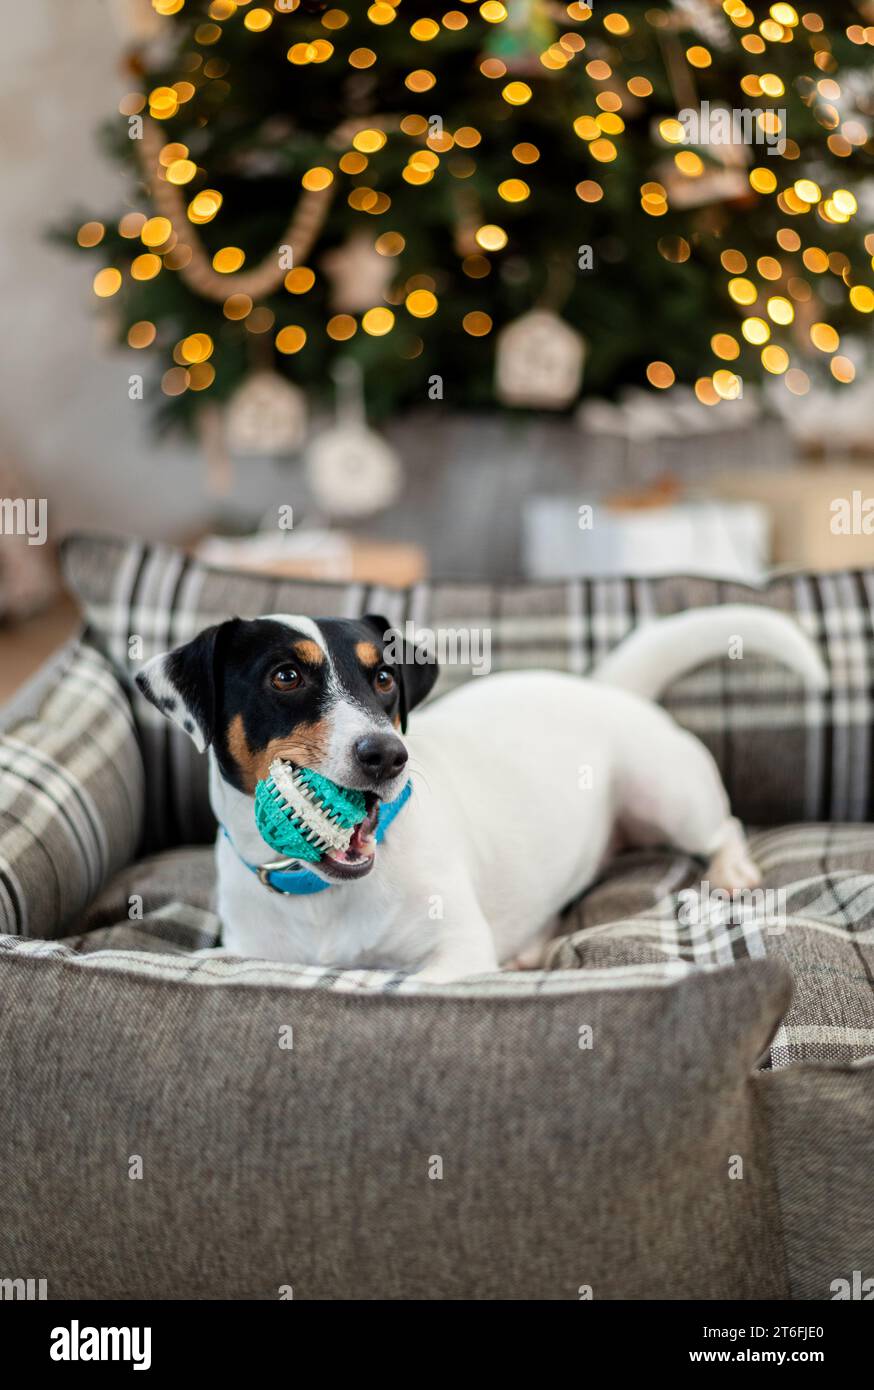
[{"left": 254, "top": 759, "right": 368, "bottom": 862}]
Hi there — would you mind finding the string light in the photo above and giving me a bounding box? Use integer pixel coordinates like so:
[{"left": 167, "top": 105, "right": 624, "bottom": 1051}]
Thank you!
[{"left": 75, "top": 0, "right": 871, "bottom": 411}]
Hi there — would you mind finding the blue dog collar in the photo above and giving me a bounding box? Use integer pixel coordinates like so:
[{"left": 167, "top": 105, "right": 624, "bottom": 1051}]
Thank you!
[{"left": 222, "top": 779, "right": 412, "bottom": 896}]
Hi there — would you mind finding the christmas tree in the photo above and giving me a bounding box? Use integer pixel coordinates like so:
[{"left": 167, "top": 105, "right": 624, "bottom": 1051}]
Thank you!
[{"left": 68, "top": 0, "right": 874, "bottom": 431}]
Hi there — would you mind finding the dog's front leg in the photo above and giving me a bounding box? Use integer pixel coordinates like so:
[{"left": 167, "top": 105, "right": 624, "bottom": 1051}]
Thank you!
[{"left": 415, "top": 907, "right": 499, "bottom": 983}]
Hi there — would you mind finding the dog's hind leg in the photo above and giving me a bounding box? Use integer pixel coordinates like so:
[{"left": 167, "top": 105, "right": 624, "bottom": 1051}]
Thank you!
[{"left": 613, "top": 704, "right": 762, "bottom": 892}]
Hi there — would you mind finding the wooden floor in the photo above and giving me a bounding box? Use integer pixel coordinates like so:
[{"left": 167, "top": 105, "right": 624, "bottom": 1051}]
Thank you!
[{"left": 0, "top": 594, "right": 81, "bottom": 704}]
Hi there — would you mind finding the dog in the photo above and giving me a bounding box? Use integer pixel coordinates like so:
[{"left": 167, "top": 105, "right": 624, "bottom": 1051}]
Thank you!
[{"left": 136, "top": 605, "right": 825, "bottom": 981}]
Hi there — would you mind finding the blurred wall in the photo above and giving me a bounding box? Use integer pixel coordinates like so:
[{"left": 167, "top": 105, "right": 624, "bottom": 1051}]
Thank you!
[{"left": 0, "top": 1, "right": 215, "bottom": 541}]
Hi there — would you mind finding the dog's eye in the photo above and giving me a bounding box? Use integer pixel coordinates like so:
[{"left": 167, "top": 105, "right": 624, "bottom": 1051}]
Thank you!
[
  {"left": 270, "top": 665, "right": 302, "bottom": 692},
  {"left": 374, "top": 667, "right": 396, "bottom": 695}
]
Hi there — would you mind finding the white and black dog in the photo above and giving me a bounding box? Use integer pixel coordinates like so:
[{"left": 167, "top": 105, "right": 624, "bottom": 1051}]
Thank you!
[{"left": 136, "top": 605, "right": 825, "bottom": 981}]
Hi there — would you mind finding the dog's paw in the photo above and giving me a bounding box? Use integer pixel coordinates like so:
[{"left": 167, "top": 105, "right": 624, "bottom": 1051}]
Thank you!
[
  {"left": 504, "top": 943, "right": 548, "bottom": 971},
  {"left": 706, "top": 846, "right": 762, "bottom": 892}
]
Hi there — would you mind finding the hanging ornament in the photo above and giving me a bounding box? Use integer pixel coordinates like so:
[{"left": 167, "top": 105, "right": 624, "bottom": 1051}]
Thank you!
[
  {"left": 225, "top": 370, "right": 308, "bottom": 457},
  {"left": 306, "top": 360, "right": 403, "bottom": 518},
  {"left": 495, "top": 310, "right": 585, "bottom": 410},
  {"left": 321, "top": 233, "right": 395, "bottom": 314}
]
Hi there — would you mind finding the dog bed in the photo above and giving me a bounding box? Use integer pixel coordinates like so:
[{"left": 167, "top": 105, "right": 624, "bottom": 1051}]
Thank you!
[{"left": 0, "top": 534, "right": 871, "bottom": 1299}]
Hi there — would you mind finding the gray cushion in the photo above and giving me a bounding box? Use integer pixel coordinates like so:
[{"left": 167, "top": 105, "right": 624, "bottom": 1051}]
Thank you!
[{"left": 0, "top": 939, "right": 791, "bottom": 1299}]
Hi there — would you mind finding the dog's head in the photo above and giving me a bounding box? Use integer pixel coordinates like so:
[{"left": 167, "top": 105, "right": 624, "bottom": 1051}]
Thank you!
[{"left": 135, "top": 614, "right": 437, "bottom": 880}]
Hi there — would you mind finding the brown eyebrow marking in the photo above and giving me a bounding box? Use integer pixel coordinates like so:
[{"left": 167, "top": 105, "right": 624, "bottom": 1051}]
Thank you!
[
  {"left": 355, "top": 640, "right": 380, "bottom": 667},
  {"left": 292, "top": 639, "right": 325, "bottom": 666},
  {"left": 225, "top": 712, "right": 330, "bottom": 794}
]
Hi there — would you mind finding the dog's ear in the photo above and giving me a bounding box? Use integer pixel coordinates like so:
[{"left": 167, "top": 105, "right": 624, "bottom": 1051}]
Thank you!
[
  {"left": 135, "top": 623, "right": 226, "bottom": 753},
  {"left": 363, "top": 613, "right": 439, "bottom": 733}
]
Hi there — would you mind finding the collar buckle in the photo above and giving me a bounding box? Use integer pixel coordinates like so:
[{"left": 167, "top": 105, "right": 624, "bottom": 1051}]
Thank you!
[{"left": 256, "top": 857, "right": 302, "bottom": 892}]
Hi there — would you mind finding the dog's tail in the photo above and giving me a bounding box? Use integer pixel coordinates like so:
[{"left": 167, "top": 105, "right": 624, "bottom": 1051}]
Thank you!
[{"left": 592, "top": 604, "right": 827, "bottom": 701}]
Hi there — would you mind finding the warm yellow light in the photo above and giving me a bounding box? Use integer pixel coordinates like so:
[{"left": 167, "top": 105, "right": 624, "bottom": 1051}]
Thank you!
[
  {"left": 127, "top": 320, "right": 156, "bottom": 348},
  {"left": 512, "top": 142, "right": 540, "bottom": 164},
  {"left": 475, "top": 224, "right": 508, "bottom": 251},
  {"left": 589, "top": 138, "right": 617, "bottom": 163},
  {"left": 188, "top": 190, "right": 223, "bottom": 224},
  {"left": 742, "top": 317, "right": 770, "bottom": 345},
  {"left": 767, "top": 295, "right": 794, "bottom": 325},
  {"left": 810, "top": 322, "right": 839, "bottom": 352},
  {"left": 212, "top": 247, "right": 245, "bottom": 273},
  {"left": 711, "top": 334, "right": 740, "bottom": 361},
  {"left": 646, "top": 361, "right": 675, "bottom": 389},
  {"left": 721, "top": 249, "right": 747, "bottom": 274},
  {"left": 502, "top": 81, "right": 532, "bottom": 105},
  {"left": 276, "top": 325, "right": 307, "bottom": 354},
  {"left": 761, "top": 345, "right": 789, "bottom": 374},
  {"left": 223, "top": 294, "right": 253, "bottom": 320},
  {"left": 794, "top": 179, "right": 821, "bottom": 204},
  {"left": 849, "top": 285, "right": 874, "bottom": 313},
  {"left": 831, "top": 356, "right": 855, "bottom": 383},
  {"left": 93, "top": 267, "right": 122, "bottom": 297},
  {"left": 141, "top": 216, "right": 173, "bottom": 247},
  {"left": 405, "top": 69, "right": 436, "bottom": 91},
  {"left": 749, "top": 167, "right": 777, "bottom": 194},
  {"left": 362, "top": 307, "right": 395, "bottom": 335},
  {"left": 832, "top": 189, "right": 858, "bottom": 216},
  {"left": 686, "top": 46, "right": 711, "bottom": 67},
  {"left": 375, "top": 232, "right": 405, "bottom": 256},
  {"left": 658, "top": 118, "right": 686, "bottom": 144},
  {"left": 244, "top": 7, "right": 272, "bottom": 29},
  {"left": 180, "top": 333, "right": 214, "bottom": 363},
  {"left": 498, "top": 179, "right": 530, "bottom": 202},
  {"left": 285, "top": 267, "right": 315, "bottom": 294},
  {"left": 131, "top": 254, "right": 161, "bottom": 281},
  {"left": 405, "top": 289, "right": 438, "bottom": 317},
  {"left": 327, "top": 314, "right": 357, "bottom": 340},
  {"left": 353, "top": 129, "right": 386, "bottom": 153},
  {"left": 166, "top": 159, "right": 197, "bottom": 185},
  {"left": 77, "top": 221, "right": 105, "bottom": 248},
  {"left": 713, "top": 369, "right": 742, "bottom": 400},
  {"left": 728, "top": 277, "right": 757, "bottom": 306},
  {"left": 480, "top": 1, "right": 507, "bottom": 20},
  {"left": 463, "top": 311, "right": 492, "bottom": 336}
]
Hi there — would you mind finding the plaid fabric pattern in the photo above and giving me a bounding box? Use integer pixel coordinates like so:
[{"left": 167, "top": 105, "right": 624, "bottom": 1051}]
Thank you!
[
  {"left": 0, "top": 638, "right": 145, "bottom": 939},
  {"left": 62, "top": 535, "right": 874, "bottom": 850},
  {"left": 549, "top": 823, "right": 874, "bottom": 1067}
]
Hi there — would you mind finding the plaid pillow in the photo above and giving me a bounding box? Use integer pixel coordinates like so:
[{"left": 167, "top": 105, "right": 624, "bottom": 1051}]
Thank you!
[
  {"left": 0, "top": 638, "right": 145, "bottom": 938},
  {"left": 62, "top": 533, "right": 870, "bottom": 850},
  {"left": 548, "top": 822, "right": 874, "bottom": 1068}
]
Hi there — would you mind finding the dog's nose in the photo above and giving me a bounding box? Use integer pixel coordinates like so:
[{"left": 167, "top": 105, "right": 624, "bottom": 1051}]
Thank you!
[{"left": 354, "top": 733, "right": 408, "bottom": 782}]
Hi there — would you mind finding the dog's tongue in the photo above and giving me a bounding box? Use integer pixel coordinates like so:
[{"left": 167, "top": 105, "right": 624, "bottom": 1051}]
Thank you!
[{"left": 324, "top": 799, "right": 379, "bottom": 865}]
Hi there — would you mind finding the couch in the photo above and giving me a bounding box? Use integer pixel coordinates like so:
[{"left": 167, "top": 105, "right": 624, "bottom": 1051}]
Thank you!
[{"left": 0, "top": 534, "right": 871, "bottom": 1299}]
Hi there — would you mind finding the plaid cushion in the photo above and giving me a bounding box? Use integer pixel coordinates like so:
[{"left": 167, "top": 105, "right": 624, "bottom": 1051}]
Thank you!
[
  {"left": 0, "top": 638, "right": 145, "bottom": 939},
  {"left": 549, "top": 822, "right": 874, "bottom": 1068},
  {"left": 62, "top": 535, "right": 873, "bottom": 851}
]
